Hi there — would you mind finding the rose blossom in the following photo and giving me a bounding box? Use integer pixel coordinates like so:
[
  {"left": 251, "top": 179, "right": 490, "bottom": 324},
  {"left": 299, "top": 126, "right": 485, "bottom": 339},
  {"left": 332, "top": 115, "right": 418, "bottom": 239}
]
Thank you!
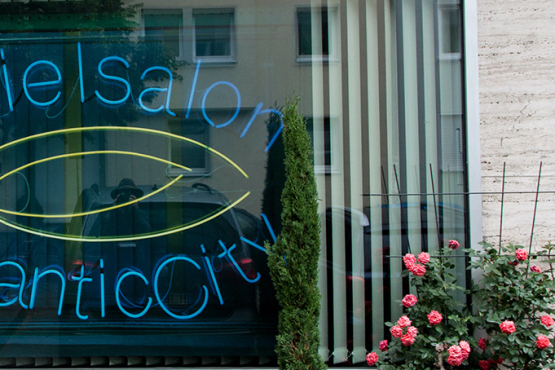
[
  {"left": 490, "top": 356, "right": 503, "bottom": 365},
  {"left": 400, "top": 333, "right": 415, "bottom": 346},
  {"left": 537, "top": 335, "right": 551, "bottom": 350},
  {"left": 379, "top": 340, "right": 388, "bottom": 352},
  {"left": 459, "top": 340, "right": 470, "bottom": 360},
  {"left": 509, "top": 260, "right": 519, "bottom": 266},
  {"left": 411, "top": 264, "right": 426, "bottom": 277},
  {"left": 406, "top": 326, "right": 418, "bottom": 338},
  {"left": 531, "top": 265, "right": 541, "bottom": 273},
  {"left": 366, "top": 352, "right": 378, "bottom": 366},
  {"left": 448, "top": 240, "right": 460, "bottom": 250},
  {"left": 478, "top": 360, "right": 491, "bottom": 370},
  {"left": 447, "top": 345, "right": 463, "bottom": 366},
  {"left": 499, "top": 320, "right": 516, "bottom": 335},
  {"left": 488, "top": 356, "right": 503, "bottom": 365},
  {"left": 403, "top": 254, "right": 416, "bottom": 269},
  {"left": 390, "top": 325, "right": 403, "bottom": 338},
  {"left": 515, "top": 249, "right": 528, "bottom": 262},
  {"left": 515, "top": 248, "right": 528, "bottom": 261},
  {"left": 447, "top": 356, "right": 463, "bottom": 367},
  {"left": 427, "top": 310, "right": 443, "bottom": 325},
  {"left": 397, "top": 315, "right": 412, "bottom": 328},
  {"left": 541, "top": 315, "right": 555, "bottom": 328},
  {"left": 478, "top": 338, "right": 486, "bottom": 350},
  {"left": 402, "top": 294, "right": 418, "bottom": 307},
  {"left": 418, "top": 252, "right": 430, "bottom": 265}
]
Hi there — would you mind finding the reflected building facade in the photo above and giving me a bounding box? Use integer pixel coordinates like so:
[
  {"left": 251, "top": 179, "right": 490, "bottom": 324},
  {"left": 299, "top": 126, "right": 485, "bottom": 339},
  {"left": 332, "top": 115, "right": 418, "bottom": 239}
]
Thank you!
[{"left": 0, "top": 0, "right": 479, "bottom": 367}]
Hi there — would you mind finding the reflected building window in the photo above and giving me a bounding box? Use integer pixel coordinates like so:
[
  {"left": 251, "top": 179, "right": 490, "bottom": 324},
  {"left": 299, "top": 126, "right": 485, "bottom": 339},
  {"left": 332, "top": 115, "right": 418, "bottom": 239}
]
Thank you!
[
  {"left": 142, "top": 9, "right": 183, "bottom": 59},
  {"left": 169, "top": 114, "right": 210, "bottom": 177},
  {"left": 438, "top": 4, "right": 461, "bottom": 59},
  {"left": 193, "top": 8, "right": 235, "bottom": 62},
  {"left": 296, "top": 6, "right": 337, "bottom": 62}
]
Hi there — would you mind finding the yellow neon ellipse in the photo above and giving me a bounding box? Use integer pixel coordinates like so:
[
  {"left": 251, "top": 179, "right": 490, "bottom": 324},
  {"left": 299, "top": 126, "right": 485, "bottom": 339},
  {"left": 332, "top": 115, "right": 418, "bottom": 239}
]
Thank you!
[
  {"left": 0, "top": 175, "right": 184, "bottom": 219},
  {"left": 0, "top": 150, "right": 190, "bottom": 183},
  {"left": 0, "top": 126, "right": 248, "bottom": 178},
  {"left": 0, "top": 191, "right": 250, "bottom": 242}
]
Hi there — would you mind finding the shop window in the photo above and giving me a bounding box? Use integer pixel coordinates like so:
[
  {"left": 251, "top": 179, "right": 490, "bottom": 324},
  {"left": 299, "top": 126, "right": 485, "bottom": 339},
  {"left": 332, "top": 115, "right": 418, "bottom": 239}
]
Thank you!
[
  {"left": 142, "top": 9, "right": 183, "bottom": 59},
  {"left": 169, "top": 115, "right": 210, "bottom": 177},
  {"left": 193, "top": 8, "right": 236, "bottom": 63},
  {"left": 438, "top": 4, "right": 461, "bottom": 59},
  {"left": 296, "top": 7, "right": 338, "bottom": 62}
]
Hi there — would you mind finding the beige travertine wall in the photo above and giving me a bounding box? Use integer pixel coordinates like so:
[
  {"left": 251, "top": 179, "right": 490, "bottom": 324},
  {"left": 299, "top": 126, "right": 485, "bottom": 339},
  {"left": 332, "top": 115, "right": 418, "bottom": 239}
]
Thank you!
[{"left": 479, "top": 0, "right": 555, "bottom": 249}]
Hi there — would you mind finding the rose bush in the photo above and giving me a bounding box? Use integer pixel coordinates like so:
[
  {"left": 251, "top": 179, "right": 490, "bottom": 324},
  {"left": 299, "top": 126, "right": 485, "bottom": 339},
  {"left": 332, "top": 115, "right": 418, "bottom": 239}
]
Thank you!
[
  {"left": 467, "top": 242, "right": 555, "bottom": 370},
  {"left": 366, "top": 241, "right": 555, "bottom": 369},
  {"left": 369, "top": 243, "right": 477, "bottom": 369}
]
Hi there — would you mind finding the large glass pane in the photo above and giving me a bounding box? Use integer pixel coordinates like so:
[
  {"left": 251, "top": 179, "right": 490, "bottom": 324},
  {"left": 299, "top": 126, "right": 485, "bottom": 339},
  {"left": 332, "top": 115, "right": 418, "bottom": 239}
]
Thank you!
[{"left": 0, "top": 0, "right": 469, "bottom": 365}]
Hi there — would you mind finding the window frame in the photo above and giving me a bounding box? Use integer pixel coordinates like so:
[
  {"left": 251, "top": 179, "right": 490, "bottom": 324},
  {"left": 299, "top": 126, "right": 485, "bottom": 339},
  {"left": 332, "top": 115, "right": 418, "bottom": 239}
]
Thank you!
[
  {"left": 167, "top": 115, "right": 211, "bottom": 177},
  {"left": 437, "top": 3, "right": 462, "bottom": 60},
  {"left": 141, "top": 8, "right": 185, "bottom": 61},
  {"left": 192, "top": 7, "right": 237, "bottom": 64},
  {"left": 295, "top": 6, "right": 339, "bottom": 63}
]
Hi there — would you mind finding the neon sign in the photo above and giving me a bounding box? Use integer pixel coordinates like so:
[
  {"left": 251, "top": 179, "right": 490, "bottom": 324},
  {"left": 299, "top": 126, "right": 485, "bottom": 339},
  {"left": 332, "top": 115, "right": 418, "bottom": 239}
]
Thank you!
[
  {"left": 0, "top": 39, "right": 281, "bottom": 324},
  {"left": 0, "top": 214, "right": 275, "bottom": 320},
  {"left": 0, "top": 43, "right": 284, "bottom": 152}
]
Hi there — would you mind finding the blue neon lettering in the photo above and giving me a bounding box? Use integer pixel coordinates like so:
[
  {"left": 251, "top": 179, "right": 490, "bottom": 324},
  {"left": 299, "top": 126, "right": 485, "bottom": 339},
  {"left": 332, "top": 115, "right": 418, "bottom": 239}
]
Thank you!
[
  {"left": 0, "top": 261, "right": 26, "bottom": 308},
  {"left": 240, "top": 103, "right": 284, "bottom": 152},
  {"left": 186, "top": 59, "right": 201, "bottom": 119},
  {"left": 200, "top": 245, "right": 223, "bottom": 305},
  {"left": 71, "top": 265, "right": 92, "bottom": 320},
  {"left": 30, "top": 267, "right": 66, "bottom": 315},
  {"left": 201, "top": 81, "right": 241, "bottom": 128},
  {"left": 153, "top": 256, "right": 208, "bottom": 319},
  {"left": 100, "top": 259, "right": 105, "bottom": 318},
  {"left": 77, "top": 42, "right": 85, "bottom": 103},
  {"left": 219, "top": 241, "right": 261, "bottom": 283},
  {"left": 240, "top": 237, "right": 267, "bottom": 254},
  {"left": 261, "top": 213, "right": 277, "bottom": 242},
  {"left": 115, "top": 270, "right": 152, "bottom": 319},
  {"left": 139, "top": 66, "right": 176, "bottom": 116},
  {"left": 0, "top": 49, "right": 13, "bottom": 112},
  {"left": 23, "top": 60, "right": 62, "bottom": 107},
  {"left": 94, "top": 56, "right": 131, "bottom": 105}
]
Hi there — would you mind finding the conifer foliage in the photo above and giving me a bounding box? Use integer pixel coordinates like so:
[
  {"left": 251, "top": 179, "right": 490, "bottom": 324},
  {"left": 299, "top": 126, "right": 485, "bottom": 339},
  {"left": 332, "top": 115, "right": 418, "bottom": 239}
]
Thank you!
[{"left": 266, "top": 98, "right": 326, "bottom": 370}]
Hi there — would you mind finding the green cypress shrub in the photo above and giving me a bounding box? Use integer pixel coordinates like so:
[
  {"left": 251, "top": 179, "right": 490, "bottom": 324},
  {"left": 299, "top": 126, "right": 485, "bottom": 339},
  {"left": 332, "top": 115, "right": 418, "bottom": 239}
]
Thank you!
[{"left": 266, "top": 97, "right": 326, "bottom": 370}]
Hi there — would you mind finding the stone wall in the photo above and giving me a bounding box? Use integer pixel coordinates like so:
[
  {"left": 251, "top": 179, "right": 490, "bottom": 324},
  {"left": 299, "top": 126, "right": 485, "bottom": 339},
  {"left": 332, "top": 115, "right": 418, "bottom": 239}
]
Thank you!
[{"left": 479, "top": 0, "right": 555, "bottom": 249}]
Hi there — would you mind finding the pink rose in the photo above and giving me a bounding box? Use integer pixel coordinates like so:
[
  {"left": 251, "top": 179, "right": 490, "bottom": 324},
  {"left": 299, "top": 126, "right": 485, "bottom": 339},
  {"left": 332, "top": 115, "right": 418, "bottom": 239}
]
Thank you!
[
  {"left": 531, "top": 265, "right": 541, "bottom": 273},
  {"left": 459, "top": 340, "right": 470, "bottom": 360},
  {"left": 509, "top": 260, "right": 519, "bottom": 266},
  {"left": 403, "top": 254, "right": 416, "bottom": 269},
  {"left": 537, "top": 335, "right": 551, "bottom": 350},
  {"left": 379, "top": 340, "right": 388, "bottom": 352},
  {"left": 418, "top": 252, "right": 430, "bottom": 264},
  {"left": 411, "top": 264, "right": 426, "bottom": 277},
  {"left": 406, "top": 326, "right": 418, "bottom": 338},
  {"left": 499, "top": 320, "right": 516, "bottom": 335},
  {"left": 515, "top": 248, "right": 527, "bottom": 261},
  {"left": 427, "top": 310, "right": 443, "bottom": 325},
  {"left": 366, "top": 352, "right": 378, "bottom": 366},
  {"left": 541, "top": 315, "right": 555, "bottom": 328},
  {"left": 478, "top": 360, "right": 491, "bottom": 370},
  {"left": 478, "top": 338, "right": 486, "bottom": 350},
  {"left": 400, "top": 333, "right": 415, "bottom": 346},
  {"left": 390, "top": 325, "right": 403, "bottom": 338},
  {"left": 448, "top": 240, "right": 460, "bottom": 250},
  {"left": 447, "top": 356, "right": 463, "bottom": 367},
  {"left": 397, "top": 315, "right": 412, "bottom": 328},
  {"left": 402, "top": 294, "right": 418, "bottom": 307},
  {"left": 447, "top": 345, "right": 463, "bottom": 366}
]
